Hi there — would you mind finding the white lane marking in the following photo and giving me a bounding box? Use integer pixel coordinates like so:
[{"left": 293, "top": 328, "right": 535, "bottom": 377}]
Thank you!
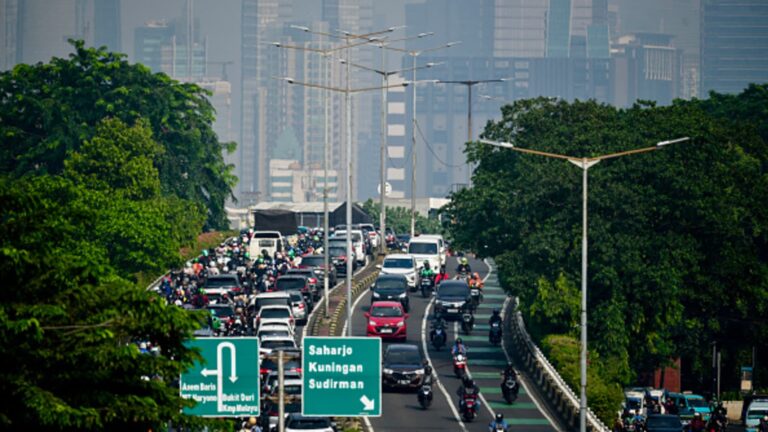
[
  {"left": 480, "top": 258, "right": 563, "bottom": 431},
  {"left": 422, "top": 298, "right": 469, "bottom": 432},
  {"left": 341, "top": 276, "right": 370, "bottom": 337},
  {"left": 363, "top": 415, "right": 373, "bottom": 432}
]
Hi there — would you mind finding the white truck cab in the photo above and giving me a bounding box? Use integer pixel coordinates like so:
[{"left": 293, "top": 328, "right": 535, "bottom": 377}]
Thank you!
[{"left": 407, "top": 236, "right": 442, "bottom": 272}]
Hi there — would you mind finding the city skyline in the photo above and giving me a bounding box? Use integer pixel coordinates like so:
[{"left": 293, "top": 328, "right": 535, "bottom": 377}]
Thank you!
[{"left": 1, "top": 0, "right": 767, "bottom": 205}]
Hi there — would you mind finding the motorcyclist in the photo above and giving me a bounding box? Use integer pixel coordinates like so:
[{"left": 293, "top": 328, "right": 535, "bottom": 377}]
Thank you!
[
  {"left": 489, "top": 308, "right": 503, "bottom": 326},
  {"left": 434, "top": 265, "right": 450, "bottom": 285},
  {"left": 422, "top": 362, "right": 434, "bottom": 386},
  {"left": 469, "top": 272, "right": 484, "bottom": 289},
  {"left": 501, "top": 362, "right": 518, "bottom": 381},
  {"left": 456, "top": 376, "right": 480, "bottom": 410},
  {"left": 488, "top": 413, "right": 509, "bottom": 432},
  {"left": 430, "top": 312, "right": 447, "bottom": 342},
  {"left": 758, "top": 415, "right": 768, "bottom": 432},
  {"left": 451, "top": 337, "right": 468, "bottom": 356},
  {"left": 420, "top": 261, "right": 436, "bottom": 280},
  {"left": 688, "top": 412, "right": 706, "bottom": 432},
  {"left": 456, "top": 257, "right": 472, "bottom": 274},
  {"left": 240, "top": 416, "right": 261, "bottom": 432}
]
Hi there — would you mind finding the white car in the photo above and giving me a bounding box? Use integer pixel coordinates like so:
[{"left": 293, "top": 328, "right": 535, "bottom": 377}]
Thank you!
[
  {"left": 333, "top": 230, "right": 366, "bottom": 264},
  {"left": 259, "top": 335, "right": 298, "bottom": 355},
  {"left": 286, "top": 291, "right": 308, "bottom": 323},
  {"left": 257, "top": 323, "right": 294, "bottom": 339},
  {"left": 407, "top": 236, "right": 442, "bottom": 272},
  {"left": 285, "top": 414, "right": 336, "bottom": 432},
  {"left": 418, "top": 234, "right": 447, "bottom": 267},
  {"left": 378, "top": 254, "right": 418, "bottom": 288},
  {"left": 254, "top": 305, "right": 295, "bottom": 332}
]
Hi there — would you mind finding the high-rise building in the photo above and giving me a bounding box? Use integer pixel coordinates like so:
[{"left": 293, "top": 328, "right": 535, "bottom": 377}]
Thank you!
[
  {"left": 134, "top": 20, "right": 206, "bottom": 80},
  {"left": 611, "top": 33, "right": 681, "bottom": 106},
  {"left": 494, "top": 0, "right": 548, "bottom": 58},
  {"left": 701, "top": 0, "right": 768, "bottom": 95},
  {"left": 404, "top": 0, "right": 495, "bottom": 59},
  {"left": 94, "top": 0, "right": 121, "bottom": 52},
  {"left": 0, "top": 0, "right": 20, "bottom": 71},
  {"left": 385, "top": 75, "right": 408, "bottom": 199}
]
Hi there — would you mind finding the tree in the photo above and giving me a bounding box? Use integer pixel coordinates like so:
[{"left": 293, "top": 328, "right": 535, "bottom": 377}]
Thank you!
[
  {"left": 446, "top": 89, "right": 768, "bottom": 399},
  {"left": 0, "top": 40, "right": 235, "bottom": 229},
  {"left": 361, "top": 199, "right": 442, "bottom": 235}
]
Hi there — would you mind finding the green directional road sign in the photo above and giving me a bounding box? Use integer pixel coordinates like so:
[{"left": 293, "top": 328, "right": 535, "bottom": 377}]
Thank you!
[
  {"left": 302, "top": 336, "right": 382, "bottom": 417},
  {"left": 180, "top": 337, "right": 260, "bottom": 417}
]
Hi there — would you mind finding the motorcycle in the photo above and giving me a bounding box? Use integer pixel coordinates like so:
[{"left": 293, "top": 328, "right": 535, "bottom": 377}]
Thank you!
[
  {"left": 461, "top": 395, "right": 478, "bottom": 422},
  {"left": 470, "top": 285, "right": 483, "bottom": 308},
  {"left": 490, "top": 423, "right": 509, "bottom": 432},
  {"left": 453, "top": 353, "right": 468, "bottom": 378},
  {"left": 420, "top": 277, "right": 434, "bottom": 298},
  {"left": 431, "top": 324, "right": 447, "bottom": 350},
  {"left": 417, "top": 382, "right": 433, "bottom": 409},
  {"left": 461, "top": 311, "right": 474, "bottom": 334},
  {"left": 501, "top": 375, "right": 519, "bottom": 403},
  {"left": 489, "top": 321, "right": 502, "bottom": 345}
]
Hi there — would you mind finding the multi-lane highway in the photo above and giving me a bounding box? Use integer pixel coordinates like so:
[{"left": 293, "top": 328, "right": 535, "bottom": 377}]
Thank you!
[{"left": 340, "top": 255, "right": 563, "bottom": 432}]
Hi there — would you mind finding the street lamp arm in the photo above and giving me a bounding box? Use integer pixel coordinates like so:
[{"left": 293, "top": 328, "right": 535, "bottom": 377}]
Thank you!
[
  {"left": 349, "top": 82, "right": 410, "bottom": 93},
  {"left": 479, "top": 139, "right": 574, "bottom": 161},
  {"left": 591, "top": 145, "right": 660, "bottom": 162},
  {"left": 276, "top": 77, "right": 408, "bottom": 93}
]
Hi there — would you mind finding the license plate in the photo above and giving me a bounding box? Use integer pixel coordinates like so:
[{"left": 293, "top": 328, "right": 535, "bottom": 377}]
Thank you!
[
  {"left": 380, "top": 328, "right": 393, "bottom": 333},
  {"left": 398, "top": 380, "right": 410, "bottom": 385},
  {"left": 447, "top": 308, "right": 458, "bottom": 313}
]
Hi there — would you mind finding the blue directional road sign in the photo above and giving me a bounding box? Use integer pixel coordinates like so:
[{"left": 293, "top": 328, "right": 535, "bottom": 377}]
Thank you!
[
  {"left": 180, "top": 337, "right": 260, "bottom": 417},
  {"left": 302, "top": 336, "right": 382, "bottom": 417}
]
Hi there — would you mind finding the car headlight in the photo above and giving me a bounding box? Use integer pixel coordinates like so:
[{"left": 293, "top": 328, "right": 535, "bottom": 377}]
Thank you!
[
  {"left": 369, "top": 320, "right": 377, "bottom": 326},
  {"left": 383, "top": 368, "right": 393, "bottom": 374},
  {"left": 414, "top": 368, "right": 424, "bottom": 375},
  {"left": 397, "top": 321, "right": 404, "bottom": 327},
  {"left": 398, "top": 292, "right": 407, "bottom": 298},
  {"left": 373, "top": 291, "right": 380, "bottom": 298}
]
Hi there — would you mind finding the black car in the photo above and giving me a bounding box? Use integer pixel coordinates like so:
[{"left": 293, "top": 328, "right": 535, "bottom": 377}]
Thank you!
[
  {"left": 395, "top": 234, "right": 411, "bottom": 251},
  {"left": 645, "top": 414, "right": 684, "bottom": 432},
  {"left": 382, "top": 343, "right": 426, "bottom": 390},
  {"left": 434, "top": 280, "right": 471, "bottom": 319},
  {"left": 328, "top": 245, "right": 356, "bottom": 275},
  {"left": 274, "top": 275, "right": 313, "bottom": 307},
  {"left": 296, "top": 254, "right": 338, "bottom": 286},
  {"left": 370, "top": 274, "right": 409, "bottom": 311}
]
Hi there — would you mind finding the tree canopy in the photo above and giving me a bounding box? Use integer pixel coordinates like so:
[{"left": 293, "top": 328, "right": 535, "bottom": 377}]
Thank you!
[
  {"left": 0, "top": 40, "right": 236, "bottom": 229},
  {"left": 446, "top": 86, "right": 768, "bottom": 406},
  {"left": 0, "top": 80, "right": 217, "bottom": 428}
]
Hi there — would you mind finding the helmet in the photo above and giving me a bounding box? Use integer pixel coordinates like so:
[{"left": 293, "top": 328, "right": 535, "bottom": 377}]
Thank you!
[
  {"left": 507, "top": 361, "right": 514, "bottom": 368},
  {"left": 455, "top": 337, "right": 463, "bottom": 344},
  {"left": 248, "top": 416, "right": 257, "bottom": 425},
  {"left": 493, "top": 308, "right": 500, "bottom": 315},
  {"left": 466, "top": 379, "right": 475, "bottom": 388},
  {"left": 628, "top": 409, "right": 636, "bottom": 416},
  {"left": 424, "top": 364, "right": 432, "bottom": 375},
  {"left": 496, "top": 413, "right": 504, "bottom": 422},
  {"left": 694, "top": 412, "right": 701, "bottom": 418},
  {"left": 473, "top": 272, "right": 480, "bottom": 279},
  {"left": 139, "top": 342, "right": 147, "bottom": 350},
  {"left": 461, "top": 257, "right": 468, "bottom": 264},
  {"left": 462, "top": 376, "right": 471, "bottom": 386},
  {"left": 424, "top": 260, "right": 430, "bottom": 266}
]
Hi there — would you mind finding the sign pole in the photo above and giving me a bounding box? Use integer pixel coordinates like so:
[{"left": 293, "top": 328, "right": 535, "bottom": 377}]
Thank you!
[{"left": 279, "top": 350, "right": 285, "bottom": 432}]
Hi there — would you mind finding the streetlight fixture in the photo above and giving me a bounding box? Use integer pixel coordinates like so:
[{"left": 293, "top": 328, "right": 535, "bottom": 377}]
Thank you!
[
  {"left": 337, "top": 51, "right": 442, "bottom": 254},
  {"left": 479, "top": 136, "right": 691, "bottom": 432},
  {"left": 436, "top": 78, "right": 512, "bottom": 187},
  {"left": 277, "top": 76, "right": 410, "bottom": 336},
  {"left": 382, "top": 41, "right": 461, "bottom": 236}
]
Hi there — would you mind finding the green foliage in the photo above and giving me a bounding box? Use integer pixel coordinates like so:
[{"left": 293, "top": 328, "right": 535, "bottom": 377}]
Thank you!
[
  {"left": 541, "top": 335, "right": 625, "bottom": 424},
  {"left": 446, "top": 87, "right": 768, "bottom": 402},
  {"left": 0, "top": 119, "right": 210, "bottom": 427},
  {"left": 0, "top": 40, "right": 235, "bottom": 229},
  {"left": 361, "top": 199, "right": 442, "bottom": 235}
]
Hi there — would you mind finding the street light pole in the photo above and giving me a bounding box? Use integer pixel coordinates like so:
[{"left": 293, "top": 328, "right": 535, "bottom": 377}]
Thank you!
[{"left": 479, "top": 136, "right": 690, "bottom": 432}]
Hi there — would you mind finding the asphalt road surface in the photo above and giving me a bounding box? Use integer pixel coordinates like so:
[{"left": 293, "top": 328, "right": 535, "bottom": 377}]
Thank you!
[{"left": 341, "top": 255, "right": 560, "bottom": 432}]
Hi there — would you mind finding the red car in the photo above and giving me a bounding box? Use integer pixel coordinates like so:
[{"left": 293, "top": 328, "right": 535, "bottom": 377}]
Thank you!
[{"left": 365, "top": 301, "right": 408, "bottom": 341}]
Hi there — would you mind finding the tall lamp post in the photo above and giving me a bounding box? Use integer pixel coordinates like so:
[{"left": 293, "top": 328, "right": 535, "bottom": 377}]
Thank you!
[
  {"left": 271, "top": 37, "right": 378, "bottom": 318},
  {"left": 436, "top": 78, "right": 511, "bottom": 187},
  {"left": 479, "top": 136, "right": 691, "bottom": 432},
  {"left": 382, "top": 41, "right": 461, "bottom": 237},
  {"left": 278, "top": 77, "right": 411, "bottom": 336},
  {"left": 337, "top": 52, "right": 441, "bottom": 254}
]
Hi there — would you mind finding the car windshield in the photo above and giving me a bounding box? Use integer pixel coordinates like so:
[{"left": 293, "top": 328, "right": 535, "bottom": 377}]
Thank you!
[
  {"left": 335, "top": 232, "right": 362, "bottom": 242},
  {"left": 262, "top": 340, "right": 295, "bottom": 350},
  {"left": 386, "top": 348, "right": 421, "bottom": 365},
  {"left": 371, "top": 306, "right": 403, "bottom": 317},
  {"left": 259, "top": 329, "right": 290, "bottom": 338},
  {"left": 261, "top": 309, "right": 290, "bottom": 318},
  {"left": 256, "top": 298, "right": 289, "bottom": 308},
  {"left": 647, "top": 417, "right": 682, "bottom": 428},
  {"left": 289, "top": 293, "right": 303, "bottom": 303},
  {"left": 439, "top": 284, "right": 469, "bottom": 297},
  {"left": 384, "top": 259, "right": 413, "bottom": 269},
  {"left": 208, "top": 307, "right": 234, "bottom": 318},
  {"left": 300, "top": 256, "right": 325, "bottom": 266},
  {"left": 329, "top": 247, "right": 346, "bottom": 257},
  {"left": 626, "top": 399, "right": 642, "bottom": 409},
  {"left": 205, "top": 277, "right": 238, "bottom": 288},
  {"left": 288, "top": 419, "right": 331, "bottom": 430},
  {"left": 376, "top": 279, "right": 406, "bottom": 290},
  {"left": 748, "top": 409, "right": 768, "bottom": 419},
  {"left": 688, "top": 398, "right": 708, "bottom": 408},
  {"left": 262, "top": 357, "right": 301, "bottom": 371},
  {"left": 276, "top": 278, "right": 305, "bottom": 291},
  {"left": 258, "top": 239, "right": 276, "bottom": 247},
  {"left": 409, "top": 243, "right": 437, "bottom": 254}
]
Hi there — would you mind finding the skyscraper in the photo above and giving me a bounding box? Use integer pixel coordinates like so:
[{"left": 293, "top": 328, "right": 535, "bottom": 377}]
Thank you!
[
  {"left": 0, "top": 0, "right": 20, "bottom": 71},
  {"left": 701, "top": 0, "right": 768, "bottom": 95},
  {"left": 94, "top": 0, "right": 121, "bottom": 52},
  {"left": 134, "top": 20, "right": 206, "bottom": 80},
  {"left": 494, "top": 0, "right": 548, "bottom": 58}
]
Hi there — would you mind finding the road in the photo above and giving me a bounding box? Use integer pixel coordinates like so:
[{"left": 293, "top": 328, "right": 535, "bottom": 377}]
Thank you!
[{"left": 341, "top": 255, "right": 561, "bottom": 432}]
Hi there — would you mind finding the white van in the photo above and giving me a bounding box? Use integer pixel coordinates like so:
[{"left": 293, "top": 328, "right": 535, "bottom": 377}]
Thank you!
[
  {"left": 249, "top": 231, "right": 285, "bottom": 260},
  {"left": 418, "top": 234, "right": 446, "bottom": 267},
  {"left": 408, "top": 237, "right": 441, "bottom": 271},
  {"left": 746, "top": 400, "right": 768, "bottom": 432}
]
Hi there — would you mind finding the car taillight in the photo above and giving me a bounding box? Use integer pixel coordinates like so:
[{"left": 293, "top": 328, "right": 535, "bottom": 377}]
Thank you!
[
  {"left": 298, "top": 303, "right": 305, "bottom": 309},
  {"left": 260, "top": 368, "right": 269, "bottom": 374},
  {"left": 309, "top": 277, "right": 317, "bottom": 284},
  {"left": 296, "top": 367, "right": 302, "bottom": 373}
]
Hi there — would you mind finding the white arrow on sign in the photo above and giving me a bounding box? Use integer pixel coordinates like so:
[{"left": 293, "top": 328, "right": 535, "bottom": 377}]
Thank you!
[
  {"left": 360, "top": 395, "right": 375, "bottom": 411},
  {"left": 199, "top": 341, "right": 239, "bottom": 412}
]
